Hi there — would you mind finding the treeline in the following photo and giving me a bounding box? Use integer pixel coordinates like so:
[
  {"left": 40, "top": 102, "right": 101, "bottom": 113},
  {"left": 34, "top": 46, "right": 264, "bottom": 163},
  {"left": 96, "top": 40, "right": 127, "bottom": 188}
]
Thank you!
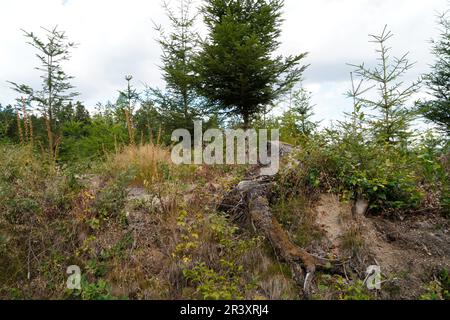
[
  {"left": 0, "top": 0, "right": 449, "bottom": 165},
  {"left": 0, "top": 0, "right": 305, "bottom": 162}
]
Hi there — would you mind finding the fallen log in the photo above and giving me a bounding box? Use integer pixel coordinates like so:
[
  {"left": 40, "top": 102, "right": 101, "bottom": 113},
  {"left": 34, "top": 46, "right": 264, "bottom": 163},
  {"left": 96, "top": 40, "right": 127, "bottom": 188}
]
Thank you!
[{"left": 219, "top": 142, "right": 344, "bottom": 297}]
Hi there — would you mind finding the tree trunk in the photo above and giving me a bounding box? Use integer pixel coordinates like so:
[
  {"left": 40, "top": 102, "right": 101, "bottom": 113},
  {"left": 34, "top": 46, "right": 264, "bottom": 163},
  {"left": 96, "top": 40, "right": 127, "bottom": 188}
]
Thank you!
[{"left": 243, "top": 112, "right": 250, "bottom": 129}]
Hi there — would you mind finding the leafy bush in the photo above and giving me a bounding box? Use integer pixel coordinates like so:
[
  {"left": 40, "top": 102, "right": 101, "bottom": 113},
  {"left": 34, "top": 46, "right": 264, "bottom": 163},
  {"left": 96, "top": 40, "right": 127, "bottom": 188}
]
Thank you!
[
  {"left": 66, "top": 277, "right": 117, "bottom": 300},
  {"left": 183, "top": 262, "right": 245, "bottom": 300},
  {"left": 278, "top": 131, "right": 445, "bottom": 215},
  {"left": 335, "top": 277, "right": 372, "bottom": 300},
  {"left": 315, "top": 274, "right": 373, "bottom": 300}
]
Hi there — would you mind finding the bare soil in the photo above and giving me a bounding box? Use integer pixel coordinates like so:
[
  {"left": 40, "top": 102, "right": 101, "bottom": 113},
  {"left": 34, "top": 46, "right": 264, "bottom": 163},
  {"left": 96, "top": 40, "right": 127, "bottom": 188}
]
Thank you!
[{"left": 313, "top": 194, "right": 450, "bottom": 299}]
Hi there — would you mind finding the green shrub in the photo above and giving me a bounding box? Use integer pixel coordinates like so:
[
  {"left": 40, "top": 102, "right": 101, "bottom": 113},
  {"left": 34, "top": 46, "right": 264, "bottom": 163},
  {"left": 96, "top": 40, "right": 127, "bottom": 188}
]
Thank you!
[
  {"left": 335, "top": 277, "right": 372, "bottom": 300},
  {"left": 183, "top": 262, "right": 245, "bottom": 300},
  {"left": 174, "top": 211, "right": 259, "bottom": 300},
  {"left": 314, "top": 274, "right": 374, "bottom": 300},
  {"left": 66, "top": 277, "right": 117, "bottom": 300},
  {"left": 280, "top": 132, "right": 431, "bottom": 215},
  {"left": 421, "top": 269, "right": 450, "bottom": 300}
]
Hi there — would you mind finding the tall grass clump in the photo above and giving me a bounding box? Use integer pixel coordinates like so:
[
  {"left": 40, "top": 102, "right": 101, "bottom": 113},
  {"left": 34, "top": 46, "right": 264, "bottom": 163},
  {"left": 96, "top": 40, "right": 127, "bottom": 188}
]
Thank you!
[{"left": 106, "top": 143, "right": 172, "bottom": 187}]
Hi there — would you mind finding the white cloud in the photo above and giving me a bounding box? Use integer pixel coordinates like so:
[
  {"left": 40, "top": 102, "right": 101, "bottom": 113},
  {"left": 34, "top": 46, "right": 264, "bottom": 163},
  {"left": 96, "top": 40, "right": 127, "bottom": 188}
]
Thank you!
[{"left": 0, "top": 0, "right": 448, "bottom": 123}]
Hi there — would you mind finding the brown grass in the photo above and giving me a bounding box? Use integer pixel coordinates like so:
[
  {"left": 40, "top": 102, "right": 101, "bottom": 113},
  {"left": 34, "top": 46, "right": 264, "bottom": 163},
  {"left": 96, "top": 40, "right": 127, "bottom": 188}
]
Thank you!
[{"left": 108, "top": 143, "right": 172, "bottom": 186}]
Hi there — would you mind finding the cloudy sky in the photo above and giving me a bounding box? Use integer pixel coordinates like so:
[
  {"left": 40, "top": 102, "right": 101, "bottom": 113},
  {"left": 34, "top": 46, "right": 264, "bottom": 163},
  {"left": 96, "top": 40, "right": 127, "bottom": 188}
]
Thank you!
[{"left": 0, "top": 0, "right": 448, "bottom": 125}]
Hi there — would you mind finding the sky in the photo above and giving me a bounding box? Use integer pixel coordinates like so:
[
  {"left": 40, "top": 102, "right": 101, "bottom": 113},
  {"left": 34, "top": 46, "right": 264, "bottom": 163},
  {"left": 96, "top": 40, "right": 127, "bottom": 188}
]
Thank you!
[{"left": 0, "top": 0, "right": 448, "bottom": 125}]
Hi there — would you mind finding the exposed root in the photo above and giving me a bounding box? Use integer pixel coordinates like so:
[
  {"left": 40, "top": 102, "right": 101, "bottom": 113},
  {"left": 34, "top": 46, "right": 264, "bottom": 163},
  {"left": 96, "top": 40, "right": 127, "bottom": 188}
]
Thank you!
[
  {"left": 219, "top": 144, "right": 345, "bottom": 297},
  {"left": 248, "top": 194, "right": 344, "bottom": 296}
]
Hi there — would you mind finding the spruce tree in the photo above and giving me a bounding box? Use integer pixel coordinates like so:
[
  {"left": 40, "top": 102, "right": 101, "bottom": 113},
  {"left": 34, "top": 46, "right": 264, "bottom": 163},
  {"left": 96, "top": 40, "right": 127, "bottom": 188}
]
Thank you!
[
  {"left": 117, "top": 75, "right": 140, "bottom": 117},
  {"left": 289, "top": 88, "right": 318, "bottom": 136},
  {"left": 117, "top": 75, "right": 140, "bottom": 145},
  {"left": 153, "top": 0, "right": 203, "bottom": 130},
  {"left": 418, "top": 12, "right": 450, "bottom": 135},
  {"left": 196, "top": 0, "right": 308, "bottom": 128},
  {"left": 278, "top": 88, "right": 317, "bottom": 144},
  {"left": 74, "top": 101, "right": 90, "bottom": 124},
  {"left": 8, "top": 26, "right": 78, "bottom": 158},
  {"left": 350, "top": 26, "right": 421, "bottom": 144}
]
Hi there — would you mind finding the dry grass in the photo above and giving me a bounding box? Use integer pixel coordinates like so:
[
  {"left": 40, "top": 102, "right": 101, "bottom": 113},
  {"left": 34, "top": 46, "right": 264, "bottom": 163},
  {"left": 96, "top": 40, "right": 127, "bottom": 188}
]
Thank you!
[{"left": 108, "top": 143, "right": 172, "bottom": 186}]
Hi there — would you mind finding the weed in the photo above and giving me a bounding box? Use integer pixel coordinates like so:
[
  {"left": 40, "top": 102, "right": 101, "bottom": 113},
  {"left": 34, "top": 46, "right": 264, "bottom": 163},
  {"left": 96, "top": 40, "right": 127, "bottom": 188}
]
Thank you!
[
  {"left": 421, "top": 269, "right": 450, "bottom": 300},
  {"left": 67, "top": 276, "right": 117, "bottom": 300}
]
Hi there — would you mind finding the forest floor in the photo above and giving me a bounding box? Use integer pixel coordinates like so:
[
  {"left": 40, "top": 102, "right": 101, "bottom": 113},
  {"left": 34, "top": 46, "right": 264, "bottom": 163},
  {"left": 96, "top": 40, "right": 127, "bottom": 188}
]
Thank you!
[
  {"left": 81, "top": 165, "right": 449, "bottom": 300},
  {"left": 1, "top": 144, "right": 448, "bottom": 300}
]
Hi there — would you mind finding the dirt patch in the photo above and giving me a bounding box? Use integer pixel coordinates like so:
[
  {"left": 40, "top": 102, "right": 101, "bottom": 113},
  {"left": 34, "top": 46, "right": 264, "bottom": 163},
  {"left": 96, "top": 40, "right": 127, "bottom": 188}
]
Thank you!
[
  {"left": 314, "top": 194, "right": 350, "bottom": 253},
  {"left": 312, "top": 193, "right": 450, "bottom": 299},
  {"left": 367, "top": 215, "right": 450, "bottom": 299}
]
